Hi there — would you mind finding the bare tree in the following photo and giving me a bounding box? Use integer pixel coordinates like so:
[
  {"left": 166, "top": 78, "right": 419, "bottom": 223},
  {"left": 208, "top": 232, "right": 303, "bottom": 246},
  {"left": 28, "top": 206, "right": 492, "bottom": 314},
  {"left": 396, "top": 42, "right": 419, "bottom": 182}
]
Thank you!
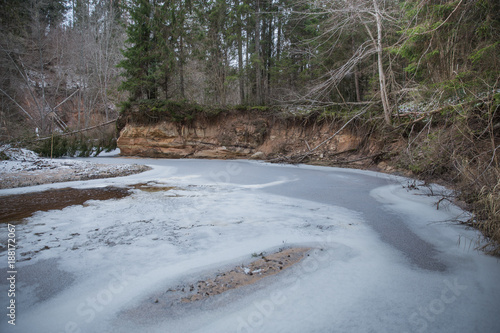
[
  {"left": 304, "top": 0, "right": 399, "bottom": 125},
  {"left": 87, "top": 0, "right": 125, "bottom": 121},
  {"left": 63, "top": 0, "right": 125, "bottom": 128},
  {"left": 0, "top": 0, "right": 70, "bottom": 134},
  {"left": 0, "top": 0, "right": 125, "bottom": 138}
]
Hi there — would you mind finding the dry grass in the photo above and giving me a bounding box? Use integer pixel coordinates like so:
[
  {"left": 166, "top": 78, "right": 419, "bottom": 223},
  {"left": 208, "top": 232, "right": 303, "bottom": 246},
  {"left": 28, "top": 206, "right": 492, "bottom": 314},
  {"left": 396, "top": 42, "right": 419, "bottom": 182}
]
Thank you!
[
  {"left": 473, "top": 178, "right": 500, "bottom": 256},
  {"left": 397, "top": 98, "right": 500, "bottom": 255}
]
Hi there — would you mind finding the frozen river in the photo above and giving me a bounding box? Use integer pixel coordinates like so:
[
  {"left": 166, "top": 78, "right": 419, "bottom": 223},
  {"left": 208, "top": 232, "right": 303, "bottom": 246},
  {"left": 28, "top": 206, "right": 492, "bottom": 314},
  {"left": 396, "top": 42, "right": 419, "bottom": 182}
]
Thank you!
[{"left": 1, "top": 158, "right": 500, "bottom": 332}]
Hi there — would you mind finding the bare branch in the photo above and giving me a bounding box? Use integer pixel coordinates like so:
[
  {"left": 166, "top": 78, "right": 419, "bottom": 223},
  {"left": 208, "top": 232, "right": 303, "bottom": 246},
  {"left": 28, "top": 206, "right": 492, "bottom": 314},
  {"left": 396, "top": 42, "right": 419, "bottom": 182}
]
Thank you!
[
  {"left": 36, "top": 118, "right": 118, "bottom": 141},
  {"left": 0, "top": 87, "right": 36, "bottom": 123},
  {"left": 53, "top": 89, "right": 80, "bottom": 111},
  {"left": 293, "top": 108, "right": 368, "bottom": 163}
]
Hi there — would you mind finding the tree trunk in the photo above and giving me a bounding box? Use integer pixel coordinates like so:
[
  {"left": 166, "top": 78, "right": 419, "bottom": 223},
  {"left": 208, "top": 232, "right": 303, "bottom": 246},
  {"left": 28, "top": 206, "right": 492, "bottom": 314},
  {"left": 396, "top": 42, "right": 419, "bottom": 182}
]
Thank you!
[
  {"left": 372, "top": 0, "right": 391, "bottom": 125},
  {"left": 236, "top": 1, "right": 245, "bottom": 104},
  {"left": 179, "top": 34, "right": 185, "bottom": 99},
  {"left": 266, "top": 10, "right": 273, "bottom": 104},
  {"left": 246, "top": 24, "right": 250, "bottom": 103},
  {"left": 276, "top": 11, "right": 281, "bottom": 64},
  {"left": 352, "top": 37, "right": 361, "bottom": 102},
  {"left": 164, "top": 72, "right": 169, "bottom": 99},
  {"left": 255, "top": 0, "right": 263, "bottom": 105},
  {"left": 354, "top": 68, "right": 361, "bottom": 102}
]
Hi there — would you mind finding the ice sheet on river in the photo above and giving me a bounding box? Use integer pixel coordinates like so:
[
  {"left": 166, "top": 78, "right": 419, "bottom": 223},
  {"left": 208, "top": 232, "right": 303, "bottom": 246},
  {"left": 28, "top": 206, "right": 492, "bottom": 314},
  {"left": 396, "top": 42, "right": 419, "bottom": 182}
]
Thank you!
[{"left": 0, "top": 159, "right": 499, "bottom": 333}]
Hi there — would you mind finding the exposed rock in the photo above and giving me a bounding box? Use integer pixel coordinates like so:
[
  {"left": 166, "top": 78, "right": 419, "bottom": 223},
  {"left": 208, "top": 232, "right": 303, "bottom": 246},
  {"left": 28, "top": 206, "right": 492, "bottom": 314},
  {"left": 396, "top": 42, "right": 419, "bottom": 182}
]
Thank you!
[
  {"left": 250, "top": 151, "right": 265, "bottom": 160},
  {"left": 117, "top": 110, "right": 394, "bottom": 169}
]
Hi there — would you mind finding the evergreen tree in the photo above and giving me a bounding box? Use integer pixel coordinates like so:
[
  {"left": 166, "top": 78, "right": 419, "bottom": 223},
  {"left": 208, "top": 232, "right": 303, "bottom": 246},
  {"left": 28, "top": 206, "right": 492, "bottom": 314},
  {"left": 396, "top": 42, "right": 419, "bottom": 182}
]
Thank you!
[
  {"left": 396, "top": 0, "right": 500, "bottom": 93},
  {"left": 118, "top": 0, "right": 158, "bottom": 101}
]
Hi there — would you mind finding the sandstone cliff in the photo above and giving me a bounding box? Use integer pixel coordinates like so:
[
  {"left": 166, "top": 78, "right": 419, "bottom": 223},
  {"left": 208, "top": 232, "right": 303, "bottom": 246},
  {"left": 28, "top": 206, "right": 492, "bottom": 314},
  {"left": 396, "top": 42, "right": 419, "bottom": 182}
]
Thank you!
[{"left": 117, "top": 108, "right": 399, "bottom": 171}]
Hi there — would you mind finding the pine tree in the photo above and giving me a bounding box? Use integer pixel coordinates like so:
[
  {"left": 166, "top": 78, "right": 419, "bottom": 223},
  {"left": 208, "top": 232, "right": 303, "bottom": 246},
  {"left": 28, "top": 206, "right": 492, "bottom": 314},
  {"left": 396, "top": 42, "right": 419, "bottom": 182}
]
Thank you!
[{"left": 118, "top": 0, "right": 158, "bottom": 101}]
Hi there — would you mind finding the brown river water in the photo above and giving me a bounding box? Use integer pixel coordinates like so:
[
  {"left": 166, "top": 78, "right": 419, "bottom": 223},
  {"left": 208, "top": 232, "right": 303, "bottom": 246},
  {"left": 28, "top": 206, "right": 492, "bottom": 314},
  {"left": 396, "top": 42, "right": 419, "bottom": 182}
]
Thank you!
[{"left": 0, "top": 186, "right": 131, "bottom": 223}]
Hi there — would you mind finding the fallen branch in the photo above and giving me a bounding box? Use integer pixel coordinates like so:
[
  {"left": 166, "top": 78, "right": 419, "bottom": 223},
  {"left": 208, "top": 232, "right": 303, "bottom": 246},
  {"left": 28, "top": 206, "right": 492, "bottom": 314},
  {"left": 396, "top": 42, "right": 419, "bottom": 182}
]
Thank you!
[
  {"left": 333, "top": 152, "right": 387, "bottom": 165},
  {"left": 328, "top": 148, "right": 358, "bottom": 157},
  {"left": 302, "top": 139, "right": 312, "bottom": 151},
  {"left": 395, "top": 104, "right": 455, "bottom": 118},
  {"left": 36, "top": 119, "right": 118, "bottom": 141},
  {"left": 53, "top": 89, "right": 80, "bottom": 110},
  {"left": 0, "top": 87, "right": 36, "bottom": 123},
  {"left": 294, "top": 109, "right": 367, "bottom": 163},
  {"left": 298, "top": 99, "right": 378, "bottom": 106},
  {"left": 395, "top": 99, "right": 493, "bottom": 126}
]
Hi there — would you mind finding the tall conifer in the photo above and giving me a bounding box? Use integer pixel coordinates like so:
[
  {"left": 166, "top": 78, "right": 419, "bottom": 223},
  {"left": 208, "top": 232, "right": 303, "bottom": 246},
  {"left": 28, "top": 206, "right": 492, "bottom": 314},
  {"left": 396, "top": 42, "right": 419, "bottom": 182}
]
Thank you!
[{"left": 118, "top": 0, "right": 158, "bottom": 100}]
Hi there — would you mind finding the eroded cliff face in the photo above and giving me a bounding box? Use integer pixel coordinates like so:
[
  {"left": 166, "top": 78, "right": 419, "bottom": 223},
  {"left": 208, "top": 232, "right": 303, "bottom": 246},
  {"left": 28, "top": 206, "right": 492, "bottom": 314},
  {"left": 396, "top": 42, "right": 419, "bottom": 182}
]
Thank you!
[{"left": 117, "top": 111, "right": 397, "bottom": 170}]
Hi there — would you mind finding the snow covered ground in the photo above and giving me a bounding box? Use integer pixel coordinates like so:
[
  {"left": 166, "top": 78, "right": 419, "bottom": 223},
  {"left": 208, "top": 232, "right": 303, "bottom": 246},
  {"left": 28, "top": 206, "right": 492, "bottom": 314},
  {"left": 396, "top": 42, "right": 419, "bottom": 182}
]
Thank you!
[
  {"left": 0, "top": 146, "right": 148, "bottom": 189},
  {"left": 0, "top": 158, "right": 499, "bottom": 333}
]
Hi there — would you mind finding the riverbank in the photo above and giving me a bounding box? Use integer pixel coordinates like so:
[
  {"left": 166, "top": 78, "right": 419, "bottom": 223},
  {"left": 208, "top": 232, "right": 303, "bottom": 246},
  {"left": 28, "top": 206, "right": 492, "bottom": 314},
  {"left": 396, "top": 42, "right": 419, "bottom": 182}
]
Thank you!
[{"left": 0, "top": 146, "right": 150, "bottom": 189}]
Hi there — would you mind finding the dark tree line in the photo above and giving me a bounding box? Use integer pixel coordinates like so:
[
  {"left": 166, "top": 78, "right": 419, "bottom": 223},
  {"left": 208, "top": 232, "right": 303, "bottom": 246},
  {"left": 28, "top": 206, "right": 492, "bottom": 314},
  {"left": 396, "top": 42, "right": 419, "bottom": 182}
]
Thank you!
[
  {"left": 119, "top": 0, "right": 498, "bottom": 121},
  {"left": 0, "top": 0, "right": 498, "bottom": 136},
  {"left": 118, "top": 0, "right": 323, "bottom": 106},
  {"left": 0, "top": 0, "right": 125, "bottom": 137}
]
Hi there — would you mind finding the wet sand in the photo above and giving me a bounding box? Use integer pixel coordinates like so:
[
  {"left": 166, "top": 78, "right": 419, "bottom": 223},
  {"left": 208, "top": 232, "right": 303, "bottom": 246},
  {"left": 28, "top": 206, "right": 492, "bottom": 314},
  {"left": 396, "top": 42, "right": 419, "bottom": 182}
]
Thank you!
[{"left": 0, "top": 186, "right": 131, "bottom": 223}]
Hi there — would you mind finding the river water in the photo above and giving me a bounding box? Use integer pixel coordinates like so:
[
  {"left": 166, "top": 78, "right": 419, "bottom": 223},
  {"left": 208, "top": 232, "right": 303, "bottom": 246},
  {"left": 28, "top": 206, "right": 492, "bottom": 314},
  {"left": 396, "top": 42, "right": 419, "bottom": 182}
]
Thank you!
[{"left": 0, "top": 158, "right": 499, "bottom": 332}]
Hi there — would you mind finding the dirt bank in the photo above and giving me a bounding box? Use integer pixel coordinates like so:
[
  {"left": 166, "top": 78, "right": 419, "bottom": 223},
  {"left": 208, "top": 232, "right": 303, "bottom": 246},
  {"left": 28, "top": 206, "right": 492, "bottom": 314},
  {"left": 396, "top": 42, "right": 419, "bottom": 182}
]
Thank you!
[{"left": 117, "top": 109, "right": 404, "bottom": 174}]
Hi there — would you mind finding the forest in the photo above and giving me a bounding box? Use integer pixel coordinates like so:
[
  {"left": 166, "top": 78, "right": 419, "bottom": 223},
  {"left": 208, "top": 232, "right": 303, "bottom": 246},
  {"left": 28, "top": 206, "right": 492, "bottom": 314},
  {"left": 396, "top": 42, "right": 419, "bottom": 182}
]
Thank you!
[
  {"left": 1, "top": 0, "right": 497, "bottom": 129},
  {"left": 0, "top": 0, "right": 499, "bottom": 252}
]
